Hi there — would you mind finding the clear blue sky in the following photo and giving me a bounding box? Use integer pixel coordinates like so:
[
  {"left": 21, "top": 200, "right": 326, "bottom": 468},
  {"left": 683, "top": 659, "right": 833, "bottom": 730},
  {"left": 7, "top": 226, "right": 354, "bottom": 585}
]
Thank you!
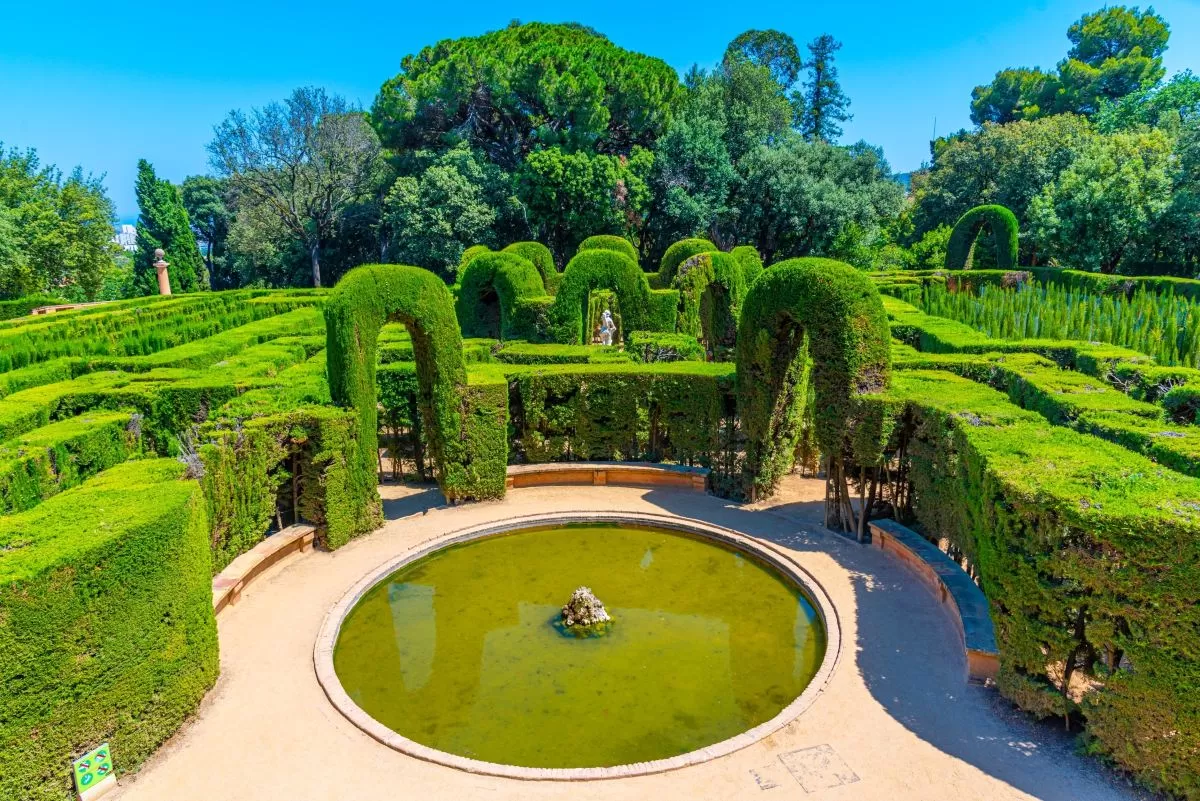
[{"left": 3, "top": 0, "right": 1198, "bottom": 221}]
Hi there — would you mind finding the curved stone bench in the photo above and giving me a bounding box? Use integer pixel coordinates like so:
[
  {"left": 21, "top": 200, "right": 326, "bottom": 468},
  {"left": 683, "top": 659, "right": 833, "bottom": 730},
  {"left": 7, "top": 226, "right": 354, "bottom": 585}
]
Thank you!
[
  {"left": 213, "top": 524, "right": 316, "bottom": 615},
  {"left": 506, "top": 462, "right": 708, "bottom": 493},
  {"left": 868, "top": 518, "right": 999, "bottom": 683}
]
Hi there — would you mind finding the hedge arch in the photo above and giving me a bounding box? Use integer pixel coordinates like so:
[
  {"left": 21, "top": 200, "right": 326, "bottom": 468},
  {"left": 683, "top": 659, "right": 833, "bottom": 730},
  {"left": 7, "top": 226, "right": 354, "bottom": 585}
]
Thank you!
[
  {"left": 578, "top": 234, "right": 640, "bottom": 265},
  {"left": 736, "top": 258, "right": 891, "bottom": 515},
  {"left": 946, "top": 204, "right": 1019, "bottom": 271},
  {"left": 502, "top": 241, "right": 559, "bottom": 292},
  {"left": 456, "top": 252, "right": 548, "bottom": 340},
  {"left": 550, "top": 250, "right": 652, "bottom": 344},
  {"left": 459, "top": 244, "right": 491, "bottom": 274},
  {"left": 731, "top": 245, "right": 764, "bottom": 286},
  {"left": 659, "top": 238, "right": 719, "bottom": 285},
  {"left": 326, "top": 264, "right": 488, "bottom": 506},
  {"left": 673, "top": 251, "right": 745, "bottom": 356}
]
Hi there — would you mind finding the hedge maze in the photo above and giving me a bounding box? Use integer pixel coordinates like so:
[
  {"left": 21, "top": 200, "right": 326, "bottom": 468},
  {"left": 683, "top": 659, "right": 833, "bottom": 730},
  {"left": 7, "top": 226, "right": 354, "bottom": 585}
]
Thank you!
[{"left": 3, "top": 230, "right": 1200, "bottom": 799}]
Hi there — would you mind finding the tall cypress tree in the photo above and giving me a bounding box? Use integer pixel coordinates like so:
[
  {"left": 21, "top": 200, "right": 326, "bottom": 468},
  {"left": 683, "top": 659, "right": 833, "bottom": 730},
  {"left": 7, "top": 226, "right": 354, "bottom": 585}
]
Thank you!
[
  {"left": 134, "top": 159, "right": 206, "bottom": 294},
  {"left": 800, "top": 35, "right": 852, "bottom": 142}
]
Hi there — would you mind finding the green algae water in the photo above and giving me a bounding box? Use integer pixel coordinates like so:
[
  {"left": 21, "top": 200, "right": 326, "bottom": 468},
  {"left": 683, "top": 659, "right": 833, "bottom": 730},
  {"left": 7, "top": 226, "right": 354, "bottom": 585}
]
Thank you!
[{"left": 332, "top": 524, "right": 826, "bottom": 768}]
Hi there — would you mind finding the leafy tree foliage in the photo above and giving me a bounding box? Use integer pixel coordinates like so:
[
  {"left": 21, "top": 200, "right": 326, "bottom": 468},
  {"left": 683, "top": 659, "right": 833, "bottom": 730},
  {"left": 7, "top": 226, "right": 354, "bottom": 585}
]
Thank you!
[
  {"left": 1095, "top": 70, "right": 1200, "bottom": 132},
  {"left": 372, "top": 22, "right": 682, "bottom": 169},
  {"left": 209, "top": 87, "right": 385, "bottom": 287},
  {"left": 723, "top": 29, "right": 804, "bottom": 89},
  {"left": 1029, "top": 128, "right": 1174, "bottom": 272},
  {"left": 133, "top": 159, "right": 205, "bottom": 295},
  {"left": 971, "top": 5, "right": 1169, "bottom": 124},
  {"left": 517, "top": 146, "right": 652, "bottom": 262},
  {"left": 181, "top": 176, "right": 232, "bottom": 289},
  {"left": 798, "top": 35, "right": 852, "bottom": 142},
  {"left": 0, "top": 145, "right": 118, "bottom": 300},
  {"left": 382, "top": 146, "right": 517, "bottom": 279}
]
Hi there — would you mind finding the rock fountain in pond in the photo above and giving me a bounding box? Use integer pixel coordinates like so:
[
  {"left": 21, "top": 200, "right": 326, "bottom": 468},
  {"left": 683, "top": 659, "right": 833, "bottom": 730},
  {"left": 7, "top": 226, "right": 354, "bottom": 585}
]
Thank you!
[{"left": 561, "top": 586, "right": 611, "bottom": 629}]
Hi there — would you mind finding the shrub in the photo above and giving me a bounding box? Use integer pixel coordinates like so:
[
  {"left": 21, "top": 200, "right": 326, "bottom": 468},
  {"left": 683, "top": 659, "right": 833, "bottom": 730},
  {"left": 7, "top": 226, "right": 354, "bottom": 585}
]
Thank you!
[
  {"left": 0, "top": 459, "right": 218, "bottom": 801},
  {"left": 731, "top": 245, "right": 764, "bottom": 285},
  {"left": 455, "top": 252, "right": 549, "bottom": 340},
  {"left": 945, "top": 204, "right": 1019, "bottom": 271},
  {"left": 502, "top": 241, "right": 559, "bottom": 292},
  {"left": 459, "top": 244, "right": 490, "bottom": 274},
  {"left": 494, "top": 342, "right": 633, "bottom": 365},
  {"left": 659, "top": 237, "right": 718, "bottom": 285},
  {"left": 736, "top": 258, "right": 891, "bottom": 502},
  {"left": 325, "top": 264, "right": 503, "bottom": 508},
  {"left": 628, "top": 331, "right": 705, "bottom": 363},
  {"left": 578, "top": 234, "right": 639, "bottom": 265},
  {"left": 549, "top": 250, "right": 652, "bottom": 344},
  {"left": 0, "top": 293, "right": 67, "bottom": 320},
  {"left": 889, "top": 370, "right": 1200, "bottom": 799},
  {"left": 673, "top": 252, "right": 745, "bottom": 355}
]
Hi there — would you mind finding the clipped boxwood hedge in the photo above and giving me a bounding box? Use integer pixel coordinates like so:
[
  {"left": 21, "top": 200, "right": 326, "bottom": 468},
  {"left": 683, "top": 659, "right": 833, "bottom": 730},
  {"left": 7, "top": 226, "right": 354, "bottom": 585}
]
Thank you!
[
  {"left": 731, "top": 245, "right": 764, "bottom": 285},
  {"left": 455, "top": 251, "right": 549, "bottom": 341},
  {"left": 577, "top": 234, "right": 640, "bottom": 265},
  {"left": 0, "top": 459, "right": 218, "bottom": 801},
  {"left": 550, "top": 250, "right": 654, "bottom": 345},
  {"left": 945, "top": 204, "right": 1019, "bottom": 271},
  {"left": 658, "top": 237, "right": 718, "bottom": 286},
  {"left": 502, "top": 241, "right": 560, "bottom": 293}
]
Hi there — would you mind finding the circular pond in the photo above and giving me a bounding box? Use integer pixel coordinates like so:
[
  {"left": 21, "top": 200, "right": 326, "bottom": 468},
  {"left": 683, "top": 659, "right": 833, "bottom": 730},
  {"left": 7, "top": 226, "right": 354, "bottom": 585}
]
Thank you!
[{"left": 321, "top": 516, "right": 834, "bottom": 777}]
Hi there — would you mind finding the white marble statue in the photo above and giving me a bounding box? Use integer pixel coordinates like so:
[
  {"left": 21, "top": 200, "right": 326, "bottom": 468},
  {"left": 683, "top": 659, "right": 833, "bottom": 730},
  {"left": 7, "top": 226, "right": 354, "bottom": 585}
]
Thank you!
[{"left": 599, "top": 309, "right": 616, "bottom": 346}]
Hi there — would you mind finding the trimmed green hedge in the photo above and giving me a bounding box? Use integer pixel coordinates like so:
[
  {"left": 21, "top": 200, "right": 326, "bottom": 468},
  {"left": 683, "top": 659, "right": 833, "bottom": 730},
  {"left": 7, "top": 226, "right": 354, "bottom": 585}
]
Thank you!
[
  {"left": 502, "top": 241, "right": 560, "bottom": 293},
  {"left": 659, "top": 237, "right": 718, "bottom": 286},
  {"left": 736, "top": 258, "right": 891, "bottom": 500},
  {"left": 325, "top": 264, "right": 502, "bottom": 506},
  {"left": 0, "top": 293, "right": 67, "bottom": 320},
  {"left": 494, "top": 342, "right": 632, "bottom": 365},
  {"left": 550, "top": 250, "right": 653, "bottom": 345},
  {"left": 455, "top": 252, "right": 549, "bottom": 341},
  {"left": 578, "top": 234, "right": 640, "bottom": 265},
  {"left": 946, "top": 204, "right": 1019, "bottom": 271},
  {"left": 628, "top": 331, "right": 705, "bottom": 363},
  {"left": 889, "top": 370, "right": 1200, "bottom": 798},
  {"left": 673, "top": 251, "right": 745, "bottom": 356},
  {"left": 0, "top": 459, "right": 218, "bottom": 801},
  {"left": 0, "top": 411, "right": 140, "bottom": 514},
  {"left": 731, "top": 245, "right": 764, "bottom": 286}
]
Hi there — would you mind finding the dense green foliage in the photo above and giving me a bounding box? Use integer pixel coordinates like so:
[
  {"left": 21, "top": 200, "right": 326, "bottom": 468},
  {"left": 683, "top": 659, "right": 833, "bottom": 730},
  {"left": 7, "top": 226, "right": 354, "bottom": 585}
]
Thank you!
[
  {"left": 502, "top": 241, "right": 559, "bottom": 291},
  {"left": 672, "top": 251, "right": 745, "bottom": 356},
  {"left": 0, "top": 145, "right": 120, "bottom": 301},
  {"left": 945, "top": 205, "right": 1019, "bottom": 271},
  {"left": 455, "top": 252, "right": 549, "bottom": 340},
  {"left": 658, "top": 238, "right": 718, "bottom": 285},
  {"left": 736, "top": 258, "right": 891, "bottom": 500},
  {"left": 0, "top": 459, "right": 218, "bottom": 801},
  {"left": 134, "top": 159, "right": 206, "bottom": 294},
  {"left": 550, "top": 249, "right": 655, "bottom": 344},
  {"left": 578, "top": 234, "right": 640, "bottom": 264}
]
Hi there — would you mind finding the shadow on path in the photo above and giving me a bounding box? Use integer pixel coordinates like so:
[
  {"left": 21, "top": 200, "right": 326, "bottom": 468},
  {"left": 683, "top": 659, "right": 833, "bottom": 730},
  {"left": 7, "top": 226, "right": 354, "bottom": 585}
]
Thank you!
[{"left": 380, "top": 483, "right": 444, "bottom": 521}]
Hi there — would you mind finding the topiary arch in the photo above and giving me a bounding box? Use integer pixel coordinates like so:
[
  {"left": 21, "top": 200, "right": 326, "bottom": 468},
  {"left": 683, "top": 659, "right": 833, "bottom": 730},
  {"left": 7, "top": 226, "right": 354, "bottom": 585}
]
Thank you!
[
  {"left": 659, "top": 237, "right": 719, "bottom": 285},
  {"left": 455, "top": 251, "right": 547, "bottom": 340},
  {"left": 326, "top": 264, "right": 492, "bottom": 509},
  {"left": 945, "top": 204, "right": 1019, "bottom": 271},
  {"left": 549, "top": 249, "right": 651, "bottom": 344},
  {"left": 735, "top": 258, "right": 891, "bottom": 519},
  {"left": 577, "top": 234, "right": 640, "bottom": 265},
  {"left": 502, "top": 241, "right": 559, "bottom": 292},
  {"left": 673, "top": 251, "right": 745, "bottom": 357}
]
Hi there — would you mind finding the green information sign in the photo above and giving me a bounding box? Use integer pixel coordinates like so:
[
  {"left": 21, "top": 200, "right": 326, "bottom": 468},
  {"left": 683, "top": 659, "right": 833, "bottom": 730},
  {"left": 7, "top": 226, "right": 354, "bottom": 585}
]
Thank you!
[{"left": 72, "top": 743, "right": 115, "bottom": 799}]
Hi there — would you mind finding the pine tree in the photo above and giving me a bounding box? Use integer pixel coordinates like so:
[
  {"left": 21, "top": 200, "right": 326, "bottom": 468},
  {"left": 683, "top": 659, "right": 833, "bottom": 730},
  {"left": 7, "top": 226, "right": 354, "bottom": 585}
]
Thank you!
[
  {"left": 800, "top": 35, "right": 852, "bottom": 142},
  {"left": 134, "top": 159, "right": 206, "bottom": 295}
]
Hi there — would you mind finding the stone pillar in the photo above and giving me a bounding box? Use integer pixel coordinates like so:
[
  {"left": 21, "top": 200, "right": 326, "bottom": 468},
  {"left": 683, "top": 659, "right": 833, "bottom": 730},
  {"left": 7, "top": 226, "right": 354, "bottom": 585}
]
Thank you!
[{"left": 153, "top": 249, "right": 172, "bottom": 296}]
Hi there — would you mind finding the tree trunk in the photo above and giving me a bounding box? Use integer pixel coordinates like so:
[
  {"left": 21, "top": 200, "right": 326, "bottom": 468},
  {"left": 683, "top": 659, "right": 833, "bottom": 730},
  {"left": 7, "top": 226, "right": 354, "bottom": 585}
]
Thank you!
[{"left": 310, "top": 241, "right": 322, "bottom": 288}]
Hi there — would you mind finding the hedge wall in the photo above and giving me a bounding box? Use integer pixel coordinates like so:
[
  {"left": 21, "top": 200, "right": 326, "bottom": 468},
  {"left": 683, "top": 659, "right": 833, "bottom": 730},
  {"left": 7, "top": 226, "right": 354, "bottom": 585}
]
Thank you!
[
  {"left": 0, "top": 459, "right": 218, "bottom": 801},
  {"left": 889, "top": 370, "right": 1200, "bottom": 799},
  {"left": 658, "top": 237, "right": 718, "bottom": 286},
  {"left": 502, "top": 241, "right": 560, "bottom": 293},
  {"left": 0, "top": 293, "right": 66, "bottom": 320},
  {"left": 577, "top": 234, "right": 640, "bottom": 265},
  {"left": 731, "top": 245, "right": 764, "bottom": 286},
  {"left": 455, "top": 251, "right": 549, "bottom": 340},
  {"left": 945, "top": 204, "right": 1019, "bottom": 271}
]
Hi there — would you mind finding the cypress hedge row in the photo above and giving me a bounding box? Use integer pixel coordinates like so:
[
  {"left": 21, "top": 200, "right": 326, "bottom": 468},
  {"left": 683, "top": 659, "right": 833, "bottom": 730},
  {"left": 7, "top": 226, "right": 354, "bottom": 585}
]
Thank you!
[
  {"left": 455, "top": 251, "right": 549, "bottom": 340},
  {"left": 0, "top": 459, "right": 218, "bottom": 801},
  {"left": 577, "top": 234, "right": 640, "bottom": 264},
  {"left": 886, "top": 370, "right": 1200, "bottom": 799}
]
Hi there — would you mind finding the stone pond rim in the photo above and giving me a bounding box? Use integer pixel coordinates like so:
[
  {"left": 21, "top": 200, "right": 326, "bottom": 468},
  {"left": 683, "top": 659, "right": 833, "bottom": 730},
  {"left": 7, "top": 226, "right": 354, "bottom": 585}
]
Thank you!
[{"left": 312, "top": 510, "right": 843, "bottom": 780}]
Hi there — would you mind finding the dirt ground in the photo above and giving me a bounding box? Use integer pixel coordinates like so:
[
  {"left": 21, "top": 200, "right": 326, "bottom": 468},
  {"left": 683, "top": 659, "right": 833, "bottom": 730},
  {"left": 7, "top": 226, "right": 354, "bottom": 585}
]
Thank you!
[{"left": 112, "top": 476, "right": 1155, "bottom": 801}]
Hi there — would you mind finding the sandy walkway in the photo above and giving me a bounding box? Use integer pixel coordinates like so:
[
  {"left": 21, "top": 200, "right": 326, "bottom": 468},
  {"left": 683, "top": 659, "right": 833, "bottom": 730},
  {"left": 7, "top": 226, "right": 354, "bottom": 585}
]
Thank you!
[{"left": 112, "top": 478, "right": 1149, "bottom": 801}]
